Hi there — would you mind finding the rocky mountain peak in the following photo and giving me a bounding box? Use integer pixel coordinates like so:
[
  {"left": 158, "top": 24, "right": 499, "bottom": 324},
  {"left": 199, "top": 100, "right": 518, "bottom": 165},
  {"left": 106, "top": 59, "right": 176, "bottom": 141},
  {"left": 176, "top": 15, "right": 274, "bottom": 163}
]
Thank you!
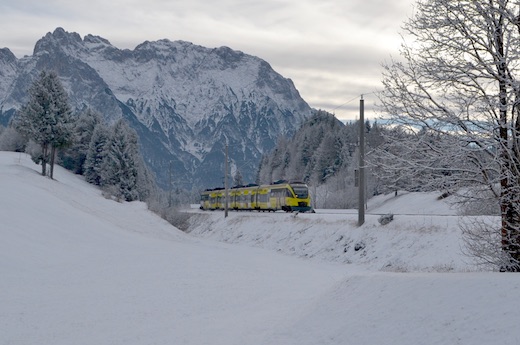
[
  {"left": 0, "top": 28, "right": 313, "bottom": 190},
  {"left": 83, "top": 34, "right": 112, "bottom": 46},
  {"left": 0, "top": 48, "right": 17, "bottom": 64},
  {"left": 34, "top": 27, "right": 84, "bottom": 55}
]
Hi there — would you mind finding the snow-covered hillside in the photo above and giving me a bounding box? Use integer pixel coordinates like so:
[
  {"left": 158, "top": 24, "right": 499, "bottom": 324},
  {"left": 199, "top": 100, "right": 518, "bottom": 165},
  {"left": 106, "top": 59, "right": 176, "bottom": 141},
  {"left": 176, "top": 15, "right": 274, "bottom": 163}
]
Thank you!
[{"left": 2, "top": 152, "right": 520, "bottom": 345}]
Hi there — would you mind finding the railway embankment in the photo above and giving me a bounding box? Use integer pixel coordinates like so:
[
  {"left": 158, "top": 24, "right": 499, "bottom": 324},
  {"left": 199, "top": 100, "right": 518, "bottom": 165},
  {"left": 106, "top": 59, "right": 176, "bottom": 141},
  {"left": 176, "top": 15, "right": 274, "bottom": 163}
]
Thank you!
[{"left": 184, "top": 192, "right": 482, "bottom": 272}]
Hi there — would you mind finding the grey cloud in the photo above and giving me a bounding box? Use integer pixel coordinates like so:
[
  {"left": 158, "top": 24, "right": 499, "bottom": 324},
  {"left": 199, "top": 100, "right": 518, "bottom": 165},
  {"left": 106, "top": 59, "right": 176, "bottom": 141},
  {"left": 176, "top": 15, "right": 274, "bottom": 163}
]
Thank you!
[{"left": 0, "top": 0, "right": 413, "bottom": 120}]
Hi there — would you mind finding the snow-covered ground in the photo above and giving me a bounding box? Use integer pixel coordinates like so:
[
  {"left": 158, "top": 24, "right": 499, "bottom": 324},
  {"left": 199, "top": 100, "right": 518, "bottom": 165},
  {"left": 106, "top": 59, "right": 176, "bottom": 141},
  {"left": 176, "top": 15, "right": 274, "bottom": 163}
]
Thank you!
[
  {"left": 186, "top": 191, "right": 469, "bottom": 272},
  {"left": 2, "top": 151, "right": 520, "bottom": 345}
]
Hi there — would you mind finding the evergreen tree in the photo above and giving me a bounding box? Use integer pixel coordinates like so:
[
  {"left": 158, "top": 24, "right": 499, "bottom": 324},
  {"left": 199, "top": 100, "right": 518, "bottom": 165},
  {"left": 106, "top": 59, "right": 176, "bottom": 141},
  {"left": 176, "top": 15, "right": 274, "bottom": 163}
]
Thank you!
[
  {"left": 14, "top": 70, "right": 72, "bottom": 178},
  {"left": 84, "top": 124, "right": 111, "bottom": 186},
  {"left": 100, "top": 119, "right": 140, "bottom": 202},
  {"left": 60, "top": 108, "right": 102, "bottom": 174},
  {"left": 270, "top": 137, "right": 289, "bottom": 182},
  {"left": 313, "top": 133, "right": 344, "bottom": 182},
  {"left": 135, "top": 154, "right": 156, "bottom": 202},
  {"left": 255, "top": 109, "right": 385, "bottom": 209}
]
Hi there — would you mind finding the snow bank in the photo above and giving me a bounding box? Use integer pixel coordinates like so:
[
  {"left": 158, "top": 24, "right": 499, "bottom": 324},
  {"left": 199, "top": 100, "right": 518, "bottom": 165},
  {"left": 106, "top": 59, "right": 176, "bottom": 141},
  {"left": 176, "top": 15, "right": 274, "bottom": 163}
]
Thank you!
[{"left": 186, "top": 192, "right": 477, "bottom": 272}]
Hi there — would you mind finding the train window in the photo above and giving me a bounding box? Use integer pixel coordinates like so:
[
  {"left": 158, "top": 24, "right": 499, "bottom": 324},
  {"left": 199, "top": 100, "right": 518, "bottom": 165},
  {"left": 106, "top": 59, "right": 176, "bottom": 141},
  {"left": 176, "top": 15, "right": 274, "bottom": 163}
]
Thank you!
[
  {"left": 292, "top": 186, "right": 309, "bottom": 198},
  {"left": 272, "top": 189, "right": 285, "bottom": 198}
]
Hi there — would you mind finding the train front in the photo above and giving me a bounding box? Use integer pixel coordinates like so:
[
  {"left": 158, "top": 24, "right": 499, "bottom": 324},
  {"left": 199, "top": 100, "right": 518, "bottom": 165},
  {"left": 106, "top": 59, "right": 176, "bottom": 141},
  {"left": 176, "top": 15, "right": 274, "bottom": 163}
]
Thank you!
[{"left": 288, "top": 182, "right": 313, "bottom": 213}]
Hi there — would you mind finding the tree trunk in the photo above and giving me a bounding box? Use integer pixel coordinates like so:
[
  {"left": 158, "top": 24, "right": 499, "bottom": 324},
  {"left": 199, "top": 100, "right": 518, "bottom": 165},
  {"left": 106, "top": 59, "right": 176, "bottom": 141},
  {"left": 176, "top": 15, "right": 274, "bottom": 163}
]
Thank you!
[
  {"left": 500, "top": 191, "right": 520, "bottom": 271},
  {"left": 50, "top": 146, "right": 56, "bottom": 179},
  {"left": 496, "top": 14, "right": 520, "bottom": 271},
  {"left": 499, "top": 107, "right": 520, "bottom": 271},
  {"left": 41, "top": 143, "right": 48, "bottom": 176}
]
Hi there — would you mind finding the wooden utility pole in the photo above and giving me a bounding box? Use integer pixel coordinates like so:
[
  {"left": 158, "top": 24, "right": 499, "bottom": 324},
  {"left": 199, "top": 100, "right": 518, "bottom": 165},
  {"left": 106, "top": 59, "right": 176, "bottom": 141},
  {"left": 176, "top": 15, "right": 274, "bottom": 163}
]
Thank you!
[
  {"left": 358, "top": 95, "right": 365, "bottom": 226},
  {"left": 168, "top": 161, "right": 172, "bottom": 208},
  {"left": 225, "top": 143, "right": 229, "bottom": 218}
]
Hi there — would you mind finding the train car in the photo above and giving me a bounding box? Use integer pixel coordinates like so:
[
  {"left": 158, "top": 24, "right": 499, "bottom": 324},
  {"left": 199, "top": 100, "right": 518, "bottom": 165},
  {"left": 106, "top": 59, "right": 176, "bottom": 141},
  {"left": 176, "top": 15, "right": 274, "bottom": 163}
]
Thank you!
[
  {"left": 200, "top": 181, "right": 312, "bottom": 213},
  {"left": 200, "top": 188, "right": 224, "bottom": 210},
  {"left": 262, "top": 181, "right": 312, "bottom": 212}
]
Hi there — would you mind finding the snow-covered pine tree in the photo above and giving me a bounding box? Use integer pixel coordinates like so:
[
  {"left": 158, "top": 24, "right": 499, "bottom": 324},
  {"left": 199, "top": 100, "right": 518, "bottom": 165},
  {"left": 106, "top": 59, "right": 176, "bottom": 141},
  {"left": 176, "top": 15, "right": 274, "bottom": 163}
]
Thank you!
[
  {"left": 256, "top": 109, "right": 384, "bottom": 208},
  {"left": 100, "top": 119, "right": 141, "bottom": 202},
  {"left": 135, "top": 154, "right": 156, "bottom": 202},
  {"left": 47, "top": 73, "right": 73, "bottom": 179},
  {"left": 14, "top": 70, "right": 72, "bottom": 178},
  {"left": 269, "top": 137, "right": 289, "bottom": 182},
  {"left": 60, "top": 108, "right": 102, "bottom": 174},
  {"left": 258, "top": 110, "right": 336, "bottom": 185},
  {"left": 84, "top": 124, "right": 111, "bottom": 186},
  {"left": 312, "top": 132, "right": 344, "bottom": 183}
]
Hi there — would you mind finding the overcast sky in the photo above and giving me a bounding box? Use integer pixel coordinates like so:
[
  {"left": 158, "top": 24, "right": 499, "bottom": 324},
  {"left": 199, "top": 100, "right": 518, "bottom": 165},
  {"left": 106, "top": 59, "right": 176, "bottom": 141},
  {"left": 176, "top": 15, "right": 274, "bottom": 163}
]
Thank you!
[{"left": 0, "top": 0, "right": 415, "bottom": 120}]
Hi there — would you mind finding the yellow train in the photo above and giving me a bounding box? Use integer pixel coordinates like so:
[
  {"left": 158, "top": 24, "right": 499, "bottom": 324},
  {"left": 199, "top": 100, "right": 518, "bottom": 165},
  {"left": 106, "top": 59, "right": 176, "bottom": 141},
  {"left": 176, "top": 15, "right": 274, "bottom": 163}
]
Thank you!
[{"left": 200, "top": 181, "right": 312, "bottom": 213}]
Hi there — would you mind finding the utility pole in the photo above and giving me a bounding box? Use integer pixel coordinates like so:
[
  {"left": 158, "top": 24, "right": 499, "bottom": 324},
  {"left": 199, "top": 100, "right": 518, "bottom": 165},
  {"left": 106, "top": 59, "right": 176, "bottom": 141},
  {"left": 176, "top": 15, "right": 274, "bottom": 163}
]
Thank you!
[
  {"left": 225, "top": 143, "right": 229, "bottom": 218},
  {"left": 168, "top": 161, "right": 172, "bottom": 208},
  {"left": 358, "top": 95, "right": 365, "bottom": 226}
]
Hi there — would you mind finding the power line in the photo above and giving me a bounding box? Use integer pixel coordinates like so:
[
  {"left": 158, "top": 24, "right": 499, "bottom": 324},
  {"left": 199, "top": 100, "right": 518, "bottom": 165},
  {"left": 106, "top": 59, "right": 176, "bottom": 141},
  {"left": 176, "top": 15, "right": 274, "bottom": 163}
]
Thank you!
[{"left": 329, "top": 90, "right": 381, "bottom": 115}]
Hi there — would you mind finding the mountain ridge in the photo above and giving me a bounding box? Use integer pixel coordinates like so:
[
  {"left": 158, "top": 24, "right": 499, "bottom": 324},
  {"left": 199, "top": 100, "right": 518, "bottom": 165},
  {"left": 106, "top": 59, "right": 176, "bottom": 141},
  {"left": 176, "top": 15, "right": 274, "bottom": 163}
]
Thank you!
[{"left": 0, "top": 27, "right": 313, "bottom": 189}]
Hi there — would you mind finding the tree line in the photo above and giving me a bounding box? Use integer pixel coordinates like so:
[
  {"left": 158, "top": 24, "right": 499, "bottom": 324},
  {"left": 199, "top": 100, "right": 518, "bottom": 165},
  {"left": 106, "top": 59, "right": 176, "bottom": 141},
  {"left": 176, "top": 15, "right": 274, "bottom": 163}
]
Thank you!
[
  {"left": 255, "top": 110, "right": 385, "bottom": 209},
  {"left": 0, "top": 70, "right": 155, "bottom": 203}
]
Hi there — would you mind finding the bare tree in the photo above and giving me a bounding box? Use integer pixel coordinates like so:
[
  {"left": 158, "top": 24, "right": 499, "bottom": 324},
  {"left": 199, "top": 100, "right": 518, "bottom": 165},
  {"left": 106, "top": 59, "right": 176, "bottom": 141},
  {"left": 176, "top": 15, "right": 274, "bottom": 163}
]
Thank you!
[{"left": 376, "top": 0, "right": 520, "bottom": 270}]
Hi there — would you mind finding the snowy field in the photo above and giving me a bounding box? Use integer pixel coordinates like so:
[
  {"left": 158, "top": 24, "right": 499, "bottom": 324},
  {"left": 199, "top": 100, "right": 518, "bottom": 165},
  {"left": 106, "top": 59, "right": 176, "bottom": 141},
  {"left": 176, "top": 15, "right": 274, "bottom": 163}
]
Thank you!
[{"left": 2, "top": 151, "right": 520, "bottom": 345}]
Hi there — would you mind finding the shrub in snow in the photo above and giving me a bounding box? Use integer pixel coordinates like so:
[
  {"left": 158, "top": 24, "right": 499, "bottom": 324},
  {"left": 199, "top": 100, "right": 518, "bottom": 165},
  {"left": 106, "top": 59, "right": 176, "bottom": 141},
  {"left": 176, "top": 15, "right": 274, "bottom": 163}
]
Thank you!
[
  {"left": 378, "top": 213, "right": 394, "bottom": 225},
  {"left": 354, "top": 241, "right": 366, "bottom": 252}
]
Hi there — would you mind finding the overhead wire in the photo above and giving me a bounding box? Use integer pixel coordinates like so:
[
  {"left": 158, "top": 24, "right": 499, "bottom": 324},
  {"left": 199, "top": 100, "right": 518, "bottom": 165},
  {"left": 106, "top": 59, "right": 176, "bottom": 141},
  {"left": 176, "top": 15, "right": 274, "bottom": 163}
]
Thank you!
[{"left": 328, "top": 90, "right": 382, "bottom": 117}]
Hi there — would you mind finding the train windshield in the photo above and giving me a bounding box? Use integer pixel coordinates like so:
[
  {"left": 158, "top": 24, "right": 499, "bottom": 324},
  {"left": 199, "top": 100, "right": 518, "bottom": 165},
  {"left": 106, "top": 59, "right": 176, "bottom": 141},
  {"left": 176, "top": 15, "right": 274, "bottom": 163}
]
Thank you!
[{"left": 291, "top": 185, "right": 309, "bottom": 199}]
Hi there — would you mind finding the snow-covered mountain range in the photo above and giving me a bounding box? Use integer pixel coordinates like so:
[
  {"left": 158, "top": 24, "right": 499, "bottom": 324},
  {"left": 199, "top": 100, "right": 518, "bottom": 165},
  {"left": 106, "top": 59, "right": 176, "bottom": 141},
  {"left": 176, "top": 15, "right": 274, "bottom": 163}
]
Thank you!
[{"left": 0, "top": 28, "right": 313, "bottom": 189}]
